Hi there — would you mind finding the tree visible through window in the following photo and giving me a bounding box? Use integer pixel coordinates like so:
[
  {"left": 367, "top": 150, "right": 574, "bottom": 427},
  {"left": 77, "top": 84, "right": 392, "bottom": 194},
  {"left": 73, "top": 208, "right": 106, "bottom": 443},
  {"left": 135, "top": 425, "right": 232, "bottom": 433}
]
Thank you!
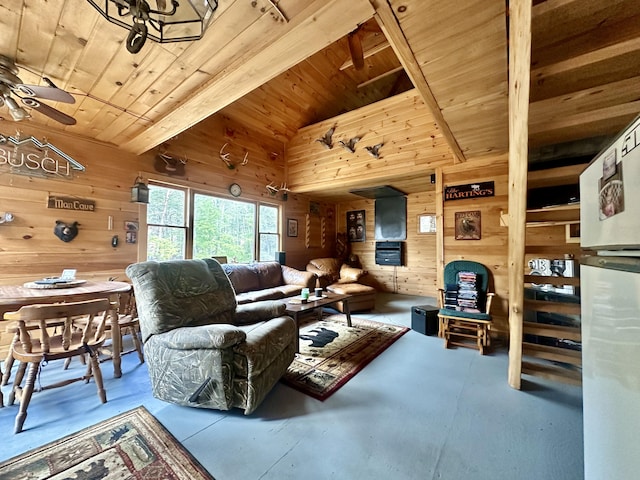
[
  {"left": 146, "top": 183, "right": 280, "bottom": 263},
  {"left": 147, "top": 184, "right": 187, "bottom": 261},
  {"left": 193, "top": 194, "right": 255, "bottom": 263}
]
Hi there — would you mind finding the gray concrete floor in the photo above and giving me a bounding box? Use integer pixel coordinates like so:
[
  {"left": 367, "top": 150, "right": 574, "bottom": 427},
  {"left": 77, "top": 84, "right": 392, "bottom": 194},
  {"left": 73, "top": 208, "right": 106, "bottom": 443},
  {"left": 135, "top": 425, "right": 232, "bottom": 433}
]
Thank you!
[{"left": 0, "top": 293, "right": 584, "bottom": 479}]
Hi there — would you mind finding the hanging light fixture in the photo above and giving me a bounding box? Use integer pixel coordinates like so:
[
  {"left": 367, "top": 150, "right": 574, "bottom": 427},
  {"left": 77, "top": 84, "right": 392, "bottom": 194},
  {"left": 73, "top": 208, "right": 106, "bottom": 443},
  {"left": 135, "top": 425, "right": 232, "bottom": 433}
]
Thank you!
[
  {"left": 86, "top": 0, "right": 218, "bottom": 54},
  {"left": 131, "top": 176, "right": 150, "bottom": 203}
]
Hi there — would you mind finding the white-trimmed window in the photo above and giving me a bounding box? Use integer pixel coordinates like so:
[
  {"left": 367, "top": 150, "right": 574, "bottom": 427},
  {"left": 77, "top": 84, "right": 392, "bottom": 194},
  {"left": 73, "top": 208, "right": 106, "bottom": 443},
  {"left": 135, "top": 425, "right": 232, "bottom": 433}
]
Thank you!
[{"left": 146, "top": 182, "right": 280, "bottom": 262}]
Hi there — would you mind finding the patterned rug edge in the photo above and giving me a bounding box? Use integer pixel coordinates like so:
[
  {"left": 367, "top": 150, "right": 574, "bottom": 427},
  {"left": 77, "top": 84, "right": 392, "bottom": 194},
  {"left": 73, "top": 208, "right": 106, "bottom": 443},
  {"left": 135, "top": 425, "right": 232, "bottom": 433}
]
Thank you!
[
  {"left": 0, "top": 405, "right": 215, "bottom": 480},
  {"left": 282, "top": 316, "right": 409, "bottom": 401}
]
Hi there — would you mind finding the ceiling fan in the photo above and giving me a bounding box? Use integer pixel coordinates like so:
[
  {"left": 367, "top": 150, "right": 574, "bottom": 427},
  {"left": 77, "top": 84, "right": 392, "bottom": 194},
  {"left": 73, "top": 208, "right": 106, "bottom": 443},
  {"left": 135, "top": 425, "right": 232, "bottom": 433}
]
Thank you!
[{"left": 0, "top": 55, "right": 76, "bottom": 125}]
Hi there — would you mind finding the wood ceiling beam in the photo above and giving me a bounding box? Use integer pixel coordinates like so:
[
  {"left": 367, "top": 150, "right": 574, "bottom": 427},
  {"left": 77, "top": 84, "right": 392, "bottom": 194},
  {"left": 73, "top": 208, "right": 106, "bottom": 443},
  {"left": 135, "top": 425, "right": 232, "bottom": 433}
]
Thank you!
[
  {"left": 531, "top": 0, "right": 582, "bottom": 18},
  {"left": 340, "top": 34, "right": 391, "bottom": 70},
  {"left": 357, "top": 66, "right": 404, "bottom": 88},
  {"left": 121, "top": 0, "right": 376, "bottom": 155},
  {"left": 532, "top": 36, "right": 640, "bottom": 80},
  {"left": 372, "top": 1, "right": 466, "bottom": 162}
]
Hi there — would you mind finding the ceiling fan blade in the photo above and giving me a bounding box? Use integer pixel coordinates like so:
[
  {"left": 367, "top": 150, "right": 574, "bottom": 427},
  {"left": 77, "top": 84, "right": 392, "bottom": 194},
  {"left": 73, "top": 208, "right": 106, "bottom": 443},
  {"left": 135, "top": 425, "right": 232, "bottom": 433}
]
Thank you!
[
  {"left": 348, "top": 30, "right": 365, "bottom": 70},
  {"left": 21, "top": 97, "right": 76, "bottom": 125},
  {"left": 14, "top": 84, "right": 75, "bottom": 104}
]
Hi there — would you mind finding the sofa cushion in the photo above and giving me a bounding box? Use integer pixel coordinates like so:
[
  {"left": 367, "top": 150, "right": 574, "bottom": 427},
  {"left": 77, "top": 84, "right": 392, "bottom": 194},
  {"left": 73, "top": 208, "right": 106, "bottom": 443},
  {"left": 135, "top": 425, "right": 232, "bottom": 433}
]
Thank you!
[
  {"left": 281, "top": 265, "right": 315, "bottom": 289},
  {"left": 307, "top": 258, "right": 342, "bottom": 283},
  {"left": 276, "top": 284, "right": 303, "bottom": 297},
  {"left": 236, "top": 288, "right": 284, "bottom": 304},
  {"left": 252, "top": 262, "right": 284, "bottom": 289},
  {"left": 327, "top": 282, "right": 376, "bottom": 296},
  {"left": 337, "top": 264, "right": 367, "bottom": 283},
  {"left": 222, "top": 263, "right": 261, "bottom": 294}
]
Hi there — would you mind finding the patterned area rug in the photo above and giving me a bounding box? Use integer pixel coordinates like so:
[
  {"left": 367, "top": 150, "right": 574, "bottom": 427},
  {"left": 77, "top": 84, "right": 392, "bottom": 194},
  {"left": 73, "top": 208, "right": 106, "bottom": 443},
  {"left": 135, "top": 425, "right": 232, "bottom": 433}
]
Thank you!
[
  {"left": 0, "top": 406, "right": 214, "bottom": 480},
  {"left": 283, "top": 314, "right": 409, "bottom": 400}
]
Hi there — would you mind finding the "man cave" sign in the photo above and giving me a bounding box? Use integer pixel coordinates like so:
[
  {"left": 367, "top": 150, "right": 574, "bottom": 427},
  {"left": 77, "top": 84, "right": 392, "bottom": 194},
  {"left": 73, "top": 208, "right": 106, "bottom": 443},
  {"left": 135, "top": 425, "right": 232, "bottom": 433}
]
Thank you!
[
  {"left": 47, "top": 196, "right": 96, "bottom": 212},
  {"left": 444, "top": 181, "right": 495, "bottom": 201}
]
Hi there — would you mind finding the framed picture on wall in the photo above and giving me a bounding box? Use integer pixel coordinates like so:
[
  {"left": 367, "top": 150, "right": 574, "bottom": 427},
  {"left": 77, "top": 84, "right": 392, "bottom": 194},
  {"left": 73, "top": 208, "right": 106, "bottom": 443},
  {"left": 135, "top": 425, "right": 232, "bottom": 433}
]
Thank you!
[
  {"left": 455, "top": 211, "right": 481, "bottom": 240},
  {"left": 417, "top": 214, "right": 436, "bottom": 234},
  {"left": 287, "top": 218, "right": 298, "bottom": 237},
  {"left": 347, "top": 209, "right": 365, "bottom": 242},
  {"left": 124, "top": 220, "right": 139, "bottom": 231}
]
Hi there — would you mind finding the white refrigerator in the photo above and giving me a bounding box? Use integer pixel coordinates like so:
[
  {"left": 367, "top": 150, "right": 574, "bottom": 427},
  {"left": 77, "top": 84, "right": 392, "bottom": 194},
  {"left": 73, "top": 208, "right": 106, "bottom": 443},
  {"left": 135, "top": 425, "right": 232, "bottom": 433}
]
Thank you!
[{"left": 580, "top": 114, "right": 640, "bottom": 480}]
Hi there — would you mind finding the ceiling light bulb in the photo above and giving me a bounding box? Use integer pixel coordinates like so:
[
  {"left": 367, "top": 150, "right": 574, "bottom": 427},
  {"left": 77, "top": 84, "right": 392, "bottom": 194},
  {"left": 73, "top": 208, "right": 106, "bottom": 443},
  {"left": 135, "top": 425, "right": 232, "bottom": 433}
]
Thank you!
[{"left": 3, "top": 96, "right": 30, "bottom": 121}]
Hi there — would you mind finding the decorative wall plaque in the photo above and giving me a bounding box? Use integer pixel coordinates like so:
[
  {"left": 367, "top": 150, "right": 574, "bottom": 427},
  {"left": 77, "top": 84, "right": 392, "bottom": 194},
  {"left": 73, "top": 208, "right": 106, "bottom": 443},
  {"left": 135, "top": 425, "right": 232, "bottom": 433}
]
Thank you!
[
  {"left": 48, "top": 196, "right": 96, "bottom": 212},
  {"left": 455, "top": 211, "right": 481, "bottom": 240},
  {"left": 445, "top": 181, "right": 494, "bottom": 201}
]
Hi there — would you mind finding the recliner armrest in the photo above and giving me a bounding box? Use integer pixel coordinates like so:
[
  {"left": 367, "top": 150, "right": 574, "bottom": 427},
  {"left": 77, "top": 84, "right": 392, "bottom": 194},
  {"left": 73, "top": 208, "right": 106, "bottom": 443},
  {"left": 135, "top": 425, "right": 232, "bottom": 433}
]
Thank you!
[
  {"left": 151, "top": 324, "right": 247, "bottom": 350},
  {"left": 281, "top": 265, "right": 316, "bottom": 289},
  {"left": 235, "top": 301, "right": 287, "bottom": 325}
]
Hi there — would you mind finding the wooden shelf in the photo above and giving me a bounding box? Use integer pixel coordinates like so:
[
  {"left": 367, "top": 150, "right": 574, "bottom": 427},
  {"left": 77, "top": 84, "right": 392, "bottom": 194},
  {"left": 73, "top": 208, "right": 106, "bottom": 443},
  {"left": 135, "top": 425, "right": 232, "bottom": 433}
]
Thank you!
[
  {"left": 510, "top": 165, "right": 585, "bottom": 388},
  {"left": 526, "top": 203, "right": 580, "bottom": 226},
  {"left": 527, "top": 164, "right": 585, "bottom": 189},
  {"left": 524, "top": 275, "right": 581, "bottom": 286},
  {"left": 523, "top": 342, "right": 582, "bottom": 366},
  {"left": 523, "top": 322, "right": 581, "bottom": 341},
  {"left": 524, "top": 299, "right": 581, "bottom": 316},
  {"left": 522, "top": 361, "right": 582, "bottom": 386}
]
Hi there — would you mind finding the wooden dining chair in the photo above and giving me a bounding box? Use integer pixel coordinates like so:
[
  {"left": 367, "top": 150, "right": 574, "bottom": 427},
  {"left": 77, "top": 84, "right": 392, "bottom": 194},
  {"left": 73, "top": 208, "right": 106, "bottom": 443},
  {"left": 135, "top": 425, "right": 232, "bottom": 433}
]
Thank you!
[
  {"left": 70, "top": 290, "right": 144, "bottom": 374},
  {"left": 3, "top": 298, "right": 110, "bottom": 433}
]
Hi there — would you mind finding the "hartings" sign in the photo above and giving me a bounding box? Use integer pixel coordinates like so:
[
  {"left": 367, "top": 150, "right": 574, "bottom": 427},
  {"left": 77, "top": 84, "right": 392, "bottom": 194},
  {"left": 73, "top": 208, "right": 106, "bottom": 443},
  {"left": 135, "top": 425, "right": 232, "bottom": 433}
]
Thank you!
[{"left": 444, "top": 181, "right": 495, "bottom": 201}]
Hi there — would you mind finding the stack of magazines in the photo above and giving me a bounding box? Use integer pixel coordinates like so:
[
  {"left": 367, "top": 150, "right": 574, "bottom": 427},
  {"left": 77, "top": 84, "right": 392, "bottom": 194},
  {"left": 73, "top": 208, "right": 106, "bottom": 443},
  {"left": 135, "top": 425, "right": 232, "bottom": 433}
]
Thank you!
[{"left": 456, "top": 271, "right": 480, "bottom": 313}]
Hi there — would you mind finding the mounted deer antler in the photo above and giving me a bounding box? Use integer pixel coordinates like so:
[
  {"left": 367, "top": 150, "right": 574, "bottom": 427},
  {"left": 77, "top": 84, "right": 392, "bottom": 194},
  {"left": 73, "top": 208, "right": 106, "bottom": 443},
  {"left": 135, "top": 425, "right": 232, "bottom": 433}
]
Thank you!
[
  {"left": 219, "top": 143, "right": 249, "bottom": 169},
  {"left": 266, "top": 182, "right": 279, "bottom": 195},
  {"left": 155, "top": 150, "right": 187, "bottom": 175},
  {"left": 220, "top": 143, "right": 234, "bottom": 169},
  {"left": 280, "top": 182, "right": 290, "bottom": 200}
]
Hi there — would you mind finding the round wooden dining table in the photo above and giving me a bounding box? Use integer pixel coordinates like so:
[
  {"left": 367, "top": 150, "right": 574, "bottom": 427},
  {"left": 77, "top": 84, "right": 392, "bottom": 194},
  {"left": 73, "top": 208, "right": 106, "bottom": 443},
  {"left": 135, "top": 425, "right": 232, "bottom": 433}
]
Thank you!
[{"left": 0, "top": 280, "right": 132, "bottom": 385}]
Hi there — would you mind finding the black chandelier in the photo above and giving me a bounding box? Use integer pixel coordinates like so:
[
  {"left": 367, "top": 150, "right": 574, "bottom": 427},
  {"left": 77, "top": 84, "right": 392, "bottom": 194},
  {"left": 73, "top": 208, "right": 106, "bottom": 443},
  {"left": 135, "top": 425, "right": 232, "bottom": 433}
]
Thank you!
[{"left": 87, "top": 0, "right": 218, "bottom": 54}]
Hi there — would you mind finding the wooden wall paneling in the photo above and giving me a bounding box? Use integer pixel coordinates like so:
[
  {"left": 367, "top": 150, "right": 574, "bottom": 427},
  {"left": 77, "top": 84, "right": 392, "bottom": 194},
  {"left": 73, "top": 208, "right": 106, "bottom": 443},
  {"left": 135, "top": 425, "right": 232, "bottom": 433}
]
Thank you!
[
  {"left": 0, "top": 114, "right": 313, "bottom": 285},
  {"left": 335, "top": 190, "right": 439, "bottom": 297},
  {"left": 283, "top": 197, "right": 335, "bottom": 270},
  {"left": 441, "top": 154, "right": 510, "bottom": 337},
  {"left": 287, "top": 90, "right": 456, "bottom": 199},
  {"left": 507, "top": 0, "right": 532, "bottom": 390},
  {"left": 0, "top": 124, "right": 141, "bottom": 286}
]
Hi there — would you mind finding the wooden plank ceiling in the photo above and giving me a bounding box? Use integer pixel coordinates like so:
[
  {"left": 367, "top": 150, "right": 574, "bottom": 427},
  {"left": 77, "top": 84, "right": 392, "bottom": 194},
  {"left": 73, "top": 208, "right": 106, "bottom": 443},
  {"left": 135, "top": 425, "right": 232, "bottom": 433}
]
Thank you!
[{"left": 1, "top": 0, "right": 638, "bottom": 196}]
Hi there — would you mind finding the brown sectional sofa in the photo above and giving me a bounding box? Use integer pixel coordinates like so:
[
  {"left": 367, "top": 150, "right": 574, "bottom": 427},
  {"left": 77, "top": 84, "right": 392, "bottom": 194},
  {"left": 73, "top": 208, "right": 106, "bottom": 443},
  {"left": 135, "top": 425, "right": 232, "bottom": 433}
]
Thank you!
[
  {"left": 305, "top": 258, "right": 376, "bottom": 312},
  {"left": 221, "top": 261, "right": 316, "bottom": 304}
]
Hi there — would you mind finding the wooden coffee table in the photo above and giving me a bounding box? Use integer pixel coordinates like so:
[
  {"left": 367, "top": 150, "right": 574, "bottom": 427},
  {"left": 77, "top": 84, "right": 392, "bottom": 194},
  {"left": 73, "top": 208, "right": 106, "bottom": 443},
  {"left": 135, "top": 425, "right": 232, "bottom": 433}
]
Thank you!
[{"left": 284, "top": 292, "right": 352, "bottom": 351}]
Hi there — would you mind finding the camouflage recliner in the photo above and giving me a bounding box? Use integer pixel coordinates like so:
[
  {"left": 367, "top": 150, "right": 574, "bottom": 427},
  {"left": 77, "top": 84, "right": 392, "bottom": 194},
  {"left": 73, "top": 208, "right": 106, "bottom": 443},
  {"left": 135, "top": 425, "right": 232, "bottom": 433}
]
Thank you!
[{"left": 126, "top": 258, "right": 296, "bottom": 414}]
